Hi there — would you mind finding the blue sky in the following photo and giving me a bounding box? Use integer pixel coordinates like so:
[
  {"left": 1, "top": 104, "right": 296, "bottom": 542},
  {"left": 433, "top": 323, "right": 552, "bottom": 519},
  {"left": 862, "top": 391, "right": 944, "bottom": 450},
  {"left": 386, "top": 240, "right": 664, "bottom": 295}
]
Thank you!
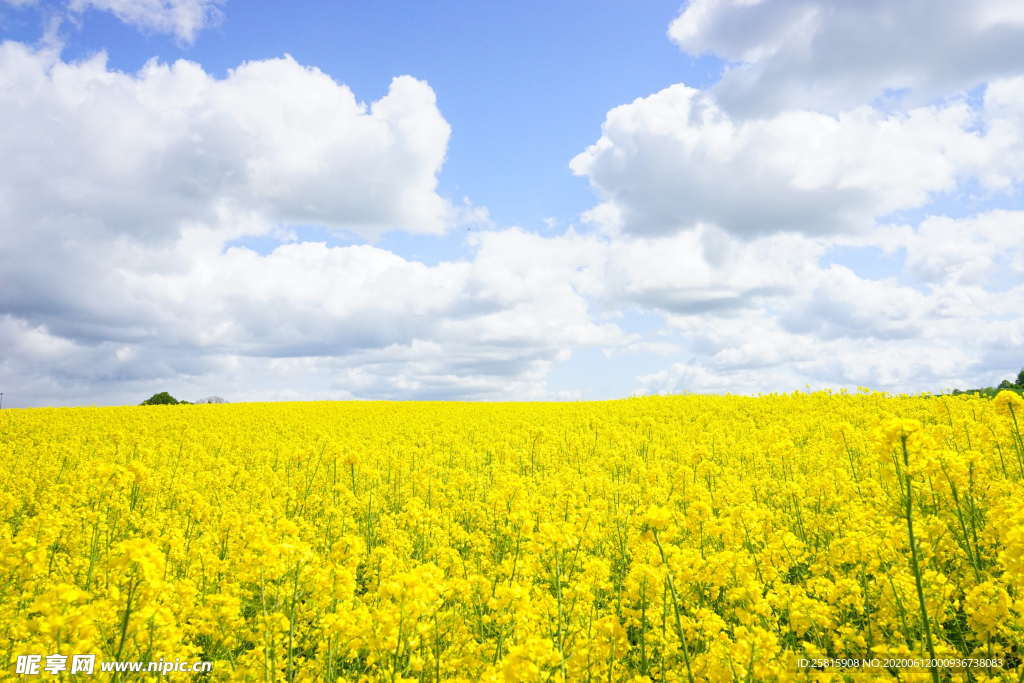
[{"left": 1, "top": 0, "right": 1023, "bottom": 406}]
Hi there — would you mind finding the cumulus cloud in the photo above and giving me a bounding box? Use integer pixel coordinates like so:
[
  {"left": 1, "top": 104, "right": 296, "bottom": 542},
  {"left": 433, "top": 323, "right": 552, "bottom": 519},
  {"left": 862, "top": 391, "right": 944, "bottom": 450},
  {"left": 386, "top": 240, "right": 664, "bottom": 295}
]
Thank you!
[
  {"left": 629, "top": 211, "right": 1024, "bottom": 396},
  {"left": 3, "top": 43, "right": 618, "bottom": 405},
  {"left": 669, "top": 0, "right": 1024, "bottom": 115},
  {"left": 0, "top": 315, "right": 608, "bottom": 406},
  {"left": 0, "top": 228, "right": 632, "bottom": 406},
  {"left": 896, "top": 212, "right": 1024, "bottom": 287},
  {"left": 3, "top": 188, "right": 1023, "bottom": 405},
  {"left": 831, "top": 209, "right": 1024, "bottom": 289},
  {"left": 571, "top": 82, "right": 1023, "bottom": 238},
  {"left": 562, "top": 1, "right": 1024, "bottom": 396},
  {"left": 639, "top": 291, "right": 1021, "bottom": 396},
  {"left": 0, "top": 51, "right": 632, "bottom": 406},
  {"left": 635, "top": 337, "right": 984, "bottom": 395},
  {"left": 68, "top": 0, "right": 223, "bottom": 44},
  {"left": 0, "top": 42, "right": 466, "bottom": 401},
  {"left": 0, "top": 43, "right": 453, "bottom": 246}
]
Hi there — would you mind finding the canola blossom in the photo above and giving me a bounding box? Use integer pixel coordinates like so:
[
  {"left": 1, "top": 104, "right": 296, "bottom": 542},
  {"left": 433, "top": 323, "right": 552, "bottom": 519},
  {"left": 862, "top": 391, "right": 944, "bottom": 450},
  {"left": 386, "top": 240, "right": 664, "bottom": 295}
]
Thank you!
[{"left": 1, "top": 391, "right": 1023, "bottom": 681}]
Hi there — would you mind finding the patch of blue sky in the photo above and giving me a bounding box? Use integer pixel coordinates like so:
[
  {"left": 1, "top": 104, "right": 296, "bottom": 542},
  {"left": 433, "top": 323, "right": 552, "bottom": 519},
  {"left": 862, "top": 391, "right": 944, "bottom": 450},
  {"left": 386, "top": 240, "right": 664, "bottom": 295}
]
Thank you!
[
  {"left": 547, "top": 345, "right": 673, "bottom": 401},
  {"left": 880, "top": 177, "right": 1024, "bottom": 226},
  {"left": 224, "top": 224, "right": 480, "bottom": 265},
  {"left": 869, "top": 86, "right": 913, "bottom": 113},
  {"left": 871, "top": 82, "right": 987, "bottom": 120},
  {"left": 821, "top": 243, "right": 1024, "bottom": 294},
  {"left": 223, "top": 234, "right": 287, "bottom": 257},
  {"left": 962, "top": 83, "right": 988, "bottom": 132},
  {"left": 820, "top": 245, "right": 907, "bottom": 281},
  {"left": 614, "top": 309, "right": 673, "bottom": 336},
  {"left": 546, "top": 309, "right": 679, "bottom": 399}
]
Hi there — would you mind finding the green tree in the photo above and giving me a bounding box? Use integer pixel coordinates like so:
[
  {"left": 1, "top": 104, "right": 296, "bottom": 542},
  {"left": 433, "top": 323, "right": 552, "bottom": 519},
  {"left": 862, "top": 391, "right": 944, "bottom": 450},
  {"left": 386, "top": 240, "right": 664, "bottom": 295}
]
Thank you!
[
  {"left": 141, "top": 391, "right": 179, "bottom": 405},
  {"left": 1017, "top": 368, "right": 1024, "bottom": 387}
]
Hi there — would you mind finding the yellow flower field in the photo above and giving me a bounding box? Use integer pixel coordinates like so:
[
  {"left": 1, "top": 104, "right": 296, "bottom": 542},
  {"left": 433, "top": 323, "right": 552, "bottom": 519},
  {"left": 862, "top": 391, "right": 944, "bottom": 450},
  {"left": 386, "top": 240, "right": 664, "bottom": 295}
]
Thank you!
[{"left": 2, "top": 391, "right": 1023, "bottom": 681}]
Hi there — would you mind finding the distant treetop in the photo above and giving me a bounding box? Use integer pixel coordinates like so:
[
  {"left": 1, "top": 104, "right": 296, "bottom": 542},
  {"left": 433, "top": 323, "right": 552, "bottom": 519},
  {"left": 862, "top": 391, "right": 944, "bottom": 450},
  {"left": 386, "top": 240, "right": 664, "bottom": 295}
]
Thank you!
[
  {"left": 141, "top": 392, "right": 179, "bottom": 405},
  {"left": 948, "top": 367, "right": 1024, "bottom": 398}
]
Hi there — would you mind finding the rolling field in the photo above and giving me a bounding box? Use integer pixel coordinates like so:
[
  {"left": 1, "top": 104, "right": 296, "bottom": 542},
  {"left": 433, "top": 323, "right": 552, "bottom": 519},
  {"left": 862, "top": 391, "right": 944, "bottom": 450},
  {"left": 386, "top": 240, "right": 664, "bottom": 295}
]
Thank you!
[{"left": 1, "top": 392, "right": 1023, "bottom": 681}]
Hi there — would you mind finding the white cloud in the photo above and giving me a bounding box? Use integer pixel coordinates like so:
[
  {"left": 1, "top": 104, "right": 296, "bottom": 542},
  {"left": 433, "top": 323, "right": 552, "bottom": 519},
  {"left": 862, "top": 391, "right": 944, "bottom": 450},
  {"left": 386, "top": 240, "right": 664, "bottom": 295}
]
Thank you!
[
  {"left": 581, "top": 202, "right": 1023, "bottom": 397},
  {"left": 0, "top": 43, "right": 465, "bottom": 399},
  {"left": 669, "top": 0, "right": 1024, "bottom": 116},
  {"left": 640, "top": 290, "right": 1020, "bottom": 395},
  {"left": 570, "top": 82, "right": 1021, "bottom": 238},
  {"left": 0, "top": 228, "right": 631, "bottom": 405},
  {"left": 981, "top": 76, "right": 1024, "bottom": 187},
  {"left": 640, "top": 286, "right": 1022, "bottom": 398},
  {"left": 0, "top": 43, "right": 453, "bottom": 246},
  {"left": 68, "top": 0, "right": 223, "bottom": 44},
  {"left": 3, "top": 190, "right": 1023, "bottom": 405},
  {"left": 3, "top": 43, "right": 625, "bottom": 405},
  {"left": 636, "top": 336, "right": 985, "bottom": 395},
  {"left": 900, "top": 212, "right": 1024, "bottom": 287},
  {"left": 834, "top": 210, "right": 1024, "bottom": 289}
]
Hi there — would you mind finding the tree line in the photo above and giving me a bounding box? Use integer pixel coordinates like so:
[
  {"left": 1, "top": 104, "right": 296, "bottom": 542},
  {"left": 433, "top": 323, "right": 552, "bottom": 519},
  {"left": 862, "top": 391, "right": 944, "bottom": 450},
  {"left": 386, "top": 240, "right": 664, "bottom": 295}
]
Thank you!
[{"left": 948, "top": 368, "right": 1024, "bottom": 398}]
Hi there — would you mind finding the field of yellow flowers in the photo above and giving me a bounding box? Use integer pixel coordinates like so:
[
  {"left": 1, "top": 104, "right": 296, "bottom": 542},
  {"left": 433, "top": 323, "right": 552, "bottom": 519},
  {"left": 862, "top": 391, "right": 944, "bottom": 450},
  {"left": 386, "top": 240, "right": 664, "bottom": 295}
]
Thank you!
[{"left": 2, "top": 391, "right": 1024, "bottom": 681}]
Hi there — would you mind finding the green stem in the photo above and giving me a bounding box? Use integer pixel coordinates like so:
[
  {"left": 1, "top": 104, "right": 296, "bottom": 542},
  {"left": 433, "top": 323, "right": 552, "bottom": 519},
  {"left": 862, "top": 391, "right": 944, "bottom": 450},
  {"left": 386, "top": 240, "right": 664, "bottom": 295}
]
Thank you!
[
  {"left": 112, "top": 575, "right": 140, "bottom": 683},
  {"left": 652, "top": 530, "right": 695, "bottom": 683},
  {"left": 900, "top": 435, "right": 940, "bottom": 683}
]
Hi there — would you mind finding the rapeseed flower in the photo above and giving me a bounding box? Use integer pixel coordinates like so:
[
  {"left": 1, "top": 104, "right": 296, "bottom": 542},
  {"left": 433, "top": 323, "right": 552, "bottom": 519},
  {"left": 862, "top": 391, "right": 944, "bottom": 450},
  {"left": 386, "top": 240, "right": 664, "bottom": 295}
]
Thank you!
[{"left": 0, "top": 393, "right": 1021, "bottom": 679}]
